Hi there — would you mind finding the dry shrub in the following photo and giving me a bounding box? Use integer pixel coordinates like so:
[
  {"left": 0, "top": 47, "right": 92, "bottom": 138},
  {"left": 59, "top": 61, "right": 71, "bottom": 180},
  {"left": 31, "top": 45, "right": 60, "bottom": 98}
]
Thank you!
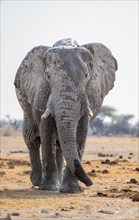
[{"left": 2, "top": 124, "right": 18, "bottom": 137}]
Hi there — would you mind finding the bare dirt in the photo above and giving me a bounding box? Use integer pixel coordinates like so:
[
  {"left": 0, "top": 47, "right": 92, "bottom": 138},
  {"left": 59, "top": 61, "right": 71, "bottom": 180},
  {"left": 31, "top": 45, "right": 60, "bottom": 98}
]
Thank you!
[{"left": 0, "top": 135, "right": 139, "bottom": 220}]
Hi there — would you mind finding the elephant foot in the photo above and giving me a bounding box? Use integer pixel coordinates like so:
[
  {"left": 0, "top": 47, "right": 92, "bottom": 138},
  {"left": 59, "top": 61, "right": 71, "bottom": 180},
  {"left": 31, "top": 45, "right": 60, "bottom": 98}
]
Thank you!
[
  {"left": 60, "top": 182, "right": 84, "bottom": 193},
  {"left": 39, "top": 180, "right": 60, "bottom": 191},
  {"left": 30, "top": 170, "right": 42, "bottom": 186}
]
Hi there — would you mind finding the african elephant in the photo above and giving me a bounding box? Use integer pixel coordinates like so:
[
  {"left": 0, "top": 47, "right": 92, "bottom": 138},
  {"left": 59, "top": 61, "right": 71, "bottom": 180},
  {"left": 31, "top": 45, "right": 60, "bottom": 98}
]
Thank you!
[{"left": 14, "top": 38, "right": 118, "bottom": 193}]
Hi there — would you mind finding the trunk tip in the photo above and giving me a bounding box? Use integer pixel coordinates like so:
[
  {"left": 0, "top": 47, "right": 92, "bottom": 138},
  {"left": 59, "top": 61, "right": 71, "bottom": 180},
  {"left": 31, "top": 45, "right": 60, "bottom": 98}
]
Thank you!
[{"left": 74, "top": 160, "right": 93, "bottom": 186}]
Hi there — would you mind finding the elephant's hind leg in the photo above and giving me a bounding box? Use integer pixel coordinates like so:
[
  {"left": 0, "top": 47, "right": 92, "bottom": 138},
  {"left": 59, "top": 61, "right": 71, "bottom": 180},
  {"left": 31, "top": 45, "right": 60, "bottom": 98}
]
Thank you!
[
  {"left": 56, "top": 140, "right": 64, "bottom": 184},
  {"left": 23, "top": 117, "right": 42, "bottom": 186}
]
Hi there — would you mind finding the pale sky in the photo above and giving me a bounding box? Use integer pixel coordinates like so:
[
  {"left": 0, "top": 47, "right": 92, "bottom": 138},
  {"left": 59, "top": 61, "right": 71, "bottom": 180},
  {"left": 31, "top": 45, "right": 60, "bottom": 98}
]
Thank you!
[{"left": 1, "top": 1, "right": 138, "bottom": 120}]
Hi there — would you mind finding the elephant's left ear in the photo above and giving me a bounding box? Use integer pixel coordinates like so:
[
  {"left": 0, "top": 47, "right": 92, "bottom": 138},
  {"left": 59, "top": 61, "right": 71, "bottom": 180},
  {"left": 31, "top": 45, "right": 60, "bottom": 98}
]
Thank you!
[
  {"left": 14, "top": 46, "right": 51, "bottom": 112},
  {"left": 82, "top": 43, "right": 118, "bottom": 116}
]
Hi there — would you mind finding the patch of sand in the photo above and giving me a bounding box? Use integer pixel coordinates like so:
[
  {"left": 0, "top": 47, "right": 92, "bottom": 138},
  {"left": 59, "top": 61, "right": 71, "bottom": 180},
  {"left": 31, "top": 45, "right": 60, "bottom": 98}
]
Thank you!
[{"left": 0, "top": 136, "right": 139, "bottom": 219}]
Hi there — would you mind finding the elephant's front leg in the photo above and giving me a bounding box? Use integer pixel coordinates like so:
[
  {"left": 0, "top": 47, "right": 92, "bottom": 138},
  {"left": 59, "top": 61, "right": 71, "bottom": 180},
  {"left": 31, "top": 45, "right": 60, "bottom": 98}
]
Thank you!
[
  {"left": 39, "top": 117, "right": 60, "bottom": 191},
  {"left": 29, "top": 137, "right": 42, "bottom": 186},
  {"left": 60, "top": 115, "right": 89, "bottom": 193},
  {"left": 23, "top": 116, "right": 42, "bottom": 187}
]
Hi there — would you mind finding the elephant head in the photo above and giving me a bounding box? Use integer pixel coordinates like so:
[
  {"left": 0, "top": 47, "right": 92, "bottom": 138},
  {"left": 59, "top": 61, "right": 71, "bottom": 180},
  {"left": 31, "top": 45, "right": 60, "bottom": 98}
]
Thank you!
[{"left": 14, "top": 38, "right": 118, "bottom": 186}]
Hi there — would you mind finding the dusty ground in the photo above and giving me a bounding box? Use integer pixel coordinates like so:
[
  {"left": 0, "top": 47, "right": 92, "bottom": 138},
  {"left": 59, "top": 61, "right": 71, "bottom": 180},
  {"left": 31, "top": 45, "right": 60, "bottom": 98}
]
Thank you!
[{"left": 0, "top": 135, "right": 139, "bottom": 220}]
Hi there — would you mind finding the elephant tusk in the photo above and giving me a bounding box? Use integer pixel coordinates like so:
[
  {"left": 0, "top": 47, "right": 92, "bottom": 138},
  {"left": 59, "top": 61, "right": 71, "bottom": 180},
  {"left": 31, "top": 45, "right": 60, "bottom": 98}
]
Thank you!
[
  {"left": 81, "top": 92, "right": 93, "bottom": 117},
  {"left": 85, "top": 106, "right": 93, "bottom": 117},
  {"left": 41, "top": 108, "right": 51, "bottom": 119}
]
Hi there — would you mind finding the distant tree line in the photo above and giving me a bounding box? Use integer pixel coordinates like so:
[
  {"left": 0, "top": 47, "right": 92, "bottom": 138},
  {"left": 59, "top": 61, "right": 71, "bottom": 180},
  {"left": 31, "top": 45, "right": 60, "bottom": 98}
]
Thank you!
[
  {"left": 0, "top": 107, "right": 138, "bottom": 137},
  {"left": 0, "top": 115, "right": 23, "bottom": 136},
  {"left": 89, "top": 106, "right": 139, "bottom": 137}
]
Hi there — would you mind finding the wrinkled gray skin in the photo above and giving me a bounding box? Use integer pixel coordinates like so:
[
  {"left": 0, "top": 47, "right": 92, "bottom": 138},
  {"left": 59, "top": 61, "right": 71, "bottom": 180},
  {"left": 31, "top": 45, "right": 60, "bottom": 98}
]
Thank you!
[{"left": 14, "top": 38, "right": 118, "bottom": 193}]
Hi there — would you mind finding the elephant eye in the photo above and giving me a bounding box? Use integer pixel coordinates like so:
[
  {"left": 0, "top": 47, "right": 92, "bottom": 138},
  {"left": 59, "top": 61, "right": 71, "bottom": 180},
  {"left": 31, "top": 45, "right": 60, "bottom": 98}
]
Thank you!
[
  {"left": 85, "top": 73, "right": 88, "bottom": 78},
  {"left": 45, "top": 71, "right": 50, "bottom": 79}
]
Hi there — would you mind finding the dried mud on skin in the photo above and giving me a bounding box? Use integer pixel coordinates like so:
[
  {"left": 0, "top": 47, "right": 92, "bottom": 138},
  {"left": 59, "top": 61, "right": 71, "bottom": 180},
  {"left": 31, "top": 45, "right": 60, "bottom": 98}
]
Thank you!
[{"left": 0, "top": 136, "right": 139, "bottom": 220}]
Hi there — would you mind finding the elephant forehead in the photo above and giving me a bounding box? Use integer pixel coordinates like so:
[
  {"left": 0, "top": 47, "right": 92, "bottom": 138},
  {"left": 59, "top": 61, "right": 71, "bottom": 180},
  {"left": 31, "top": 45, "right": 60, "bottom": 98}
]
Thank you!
[{"left": 46, "top": 47, "right": 84, "bottom": 63}]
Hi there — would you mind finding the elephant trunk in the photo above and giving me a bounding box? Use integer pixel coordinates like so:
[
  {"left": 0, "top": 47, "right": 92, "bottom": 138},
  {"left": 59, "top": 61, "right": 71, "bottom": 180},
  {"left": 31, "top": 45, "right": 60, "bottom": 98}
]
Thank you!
[
  {"left": 56, "top": 117, "right": 92, "bottom": 186},
  {"left": 53, "top": 87, "right": 92, "bottom": 186},
  {"left": 41, "top": 87, "right": 93, "bottom": 186}
]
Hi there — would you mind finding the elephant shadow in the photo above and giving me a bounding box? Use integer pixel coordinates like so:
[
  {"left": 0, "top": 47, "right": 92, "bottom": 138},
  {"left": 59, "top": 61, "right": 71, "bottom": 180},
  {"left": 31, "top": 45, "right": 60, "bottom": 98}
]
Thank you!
[{"left": 0, "top": 187, "right": 79, "bottom": 200}]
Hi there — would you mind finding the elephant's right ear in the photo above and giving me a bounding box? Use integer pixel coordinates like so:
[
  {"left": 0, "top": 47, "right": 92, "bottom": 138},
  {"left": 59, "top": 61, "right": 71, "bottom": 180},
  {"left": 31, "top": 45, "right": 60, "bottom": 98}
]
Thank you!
[
  {"left": 14, "top": 46, "right": 51, "bottom": 112},
  {"left": 82, "top": 43, "right": 118, "bottom": 116}
]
